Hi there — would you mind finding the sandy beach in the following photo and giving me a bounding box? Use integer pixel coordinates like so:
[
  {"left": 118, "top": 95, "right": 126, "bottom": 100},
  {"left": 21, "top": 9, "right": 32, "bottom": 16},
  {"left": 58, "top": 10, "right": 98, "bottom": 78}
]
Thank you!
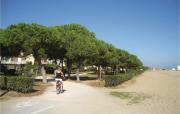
[
  {"left": 105, "top": 70, "right": 180, "bottom": 114},
  {"left": 1, "top": 70, "right": 179, "bottom": 114}
]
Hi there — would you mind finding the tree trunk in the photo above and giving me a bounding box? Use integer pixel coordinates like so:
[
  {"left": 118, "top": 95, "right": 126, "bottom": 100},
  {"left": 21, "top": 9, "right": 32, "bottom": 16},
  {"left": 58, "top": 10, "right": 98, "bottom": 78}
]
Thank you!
[
  {"left": 116, "top": 65, "right": 118, "bottom": 74},
  {"left": 67, "top": 66, "right": 71, "bottom": 79},
  {"left": 111, "top": 67, "right": 113, "bottom": 74},
  {"left": 30, "top": 68, "right": 35, "bottom": 83},
  {"left": 54, "top": 59, "right": 57, "bottom": 65},
  {"left": 61, "top": 58, "right": 64, "bottom": 69},
  {"left": 76, "top": 68, "right": 80, "bottom": 81},
  {"left": 4, "top": 76, "right": 7, "bottom": 90},
  {"left": 41, "top": 65, "right": 47, "bottom": 83},
  {"left": 67, "top": 59, "right": 72, "bottom": 79},
  {"left": 100, "top": 65, "right": 102, "bottom": 80},
  {"left": 59, "top": 59, "right": 61, "bottom": 66},
  {"left": 60, "top": 58, "right": 65, "bottom": 77},
  {"left": 35, "top": 70, "right": 38, "bottom": 77},
  {"left": 98, "top": 65, "right": 102, "bottom": 80},
  {"left": 76, "top": 61, "right": 80, "bottom": 81},
  {"left": 113, "top": 65, "right": 117, "bottom": 75},
  {"left": 35, "top": 57, "right": 47, "bottom": 83}
]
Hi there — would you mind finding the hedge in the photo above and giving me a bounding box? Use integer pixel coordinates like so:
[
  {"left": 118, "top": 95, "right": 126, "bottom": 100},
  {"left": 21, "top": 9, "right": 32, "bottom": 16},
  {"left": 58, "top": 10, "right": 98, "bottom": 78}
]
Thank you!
[
  {"left": 0, "top": 76, "right": 6, "bottom": 89},
  {"left": 104, "top": 75, "right": 120, "bottom": 87},
  {"left": 0, "top": 76, "right": 33, "bottom": 93},
  {"left": 104, "top": 70, "right": 144, "bottom": 87}
]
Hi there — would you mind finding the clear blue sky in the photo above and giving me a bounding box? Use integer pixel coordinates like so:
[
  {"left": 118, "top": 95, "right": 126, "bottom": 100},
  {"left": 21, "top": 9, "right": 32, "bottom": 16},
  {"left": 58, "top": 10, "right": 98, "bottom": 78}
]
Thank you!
[{"left": 1, "top": 0, "right": 179, "bottom": 68}]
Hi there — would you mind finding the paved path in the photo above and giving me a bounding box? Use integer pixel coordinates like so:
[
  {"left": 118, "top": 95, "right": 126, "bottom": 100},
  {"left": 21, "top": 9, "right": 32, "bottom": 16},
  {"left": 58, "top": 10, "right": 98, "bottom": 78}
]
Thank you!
[{"left": 1, "top": 81, "right": 123, "bottom": 114}]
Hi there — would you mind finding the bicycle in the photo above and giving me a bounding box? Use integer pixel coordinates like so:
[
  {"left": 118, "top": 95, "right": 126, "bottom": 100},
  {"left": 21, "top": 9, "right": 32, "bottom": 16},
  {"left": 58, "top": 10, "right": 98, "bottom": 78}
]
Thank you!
[{"left": 56, "top": 79, "right": 63, "bottom": 94}]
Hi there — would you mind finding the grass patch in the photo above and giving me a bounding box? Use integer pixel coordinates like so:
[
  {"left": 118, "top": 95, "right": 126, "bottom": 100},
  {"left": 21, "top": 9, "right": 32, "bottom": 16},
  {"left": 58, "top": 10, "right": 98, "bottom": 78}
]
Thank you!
[{"left": 110, "top": 91, "right": 149, "bottom": 104}]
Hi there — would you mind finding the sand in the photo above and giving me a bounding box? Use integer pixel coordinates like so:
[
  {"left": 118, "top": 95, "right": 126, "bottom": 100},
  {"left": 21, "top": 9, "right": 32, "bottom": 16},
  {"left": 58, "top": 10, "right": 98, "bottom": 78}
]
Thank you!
[{"left": 107, "top": 70, "right": 180, "bottom": 114}]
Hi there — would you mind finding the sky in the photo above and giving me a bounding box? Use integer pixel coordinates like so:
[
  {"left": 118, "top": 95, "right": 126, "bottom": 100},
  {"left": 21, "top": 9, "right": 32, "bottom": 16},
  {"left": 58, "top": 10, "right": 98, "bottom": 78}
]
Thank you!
[{"left": 0, "top": 0, "right": 179, "bottom": 68}]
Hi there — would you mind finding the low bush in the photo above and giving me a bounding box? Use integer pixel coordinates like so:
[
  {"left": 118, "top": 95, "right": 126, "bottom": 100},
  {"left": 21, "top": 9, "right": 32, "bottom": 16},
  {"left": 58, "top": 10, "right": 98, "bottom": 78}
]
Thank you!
[
  {"left": 104, "top": 75, "right": 120, "bottom": 87},
  {"left": 0, "top": 76, "right": 6, "bottom": 89},
  {"left": 104, "top": 70, "right": 145, "bottom": 87},
  {"left": 0, "top": 76, "right": 33, "bottom": 93}
]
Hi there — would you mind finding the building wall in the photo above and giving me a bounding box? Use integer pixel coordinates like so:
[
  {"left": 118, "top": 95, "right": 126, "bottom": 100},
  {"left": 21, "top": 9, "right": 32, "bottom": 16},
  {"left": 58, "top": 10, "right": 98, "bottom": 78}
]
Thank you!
[{"left": 0, "top": 55, "right": 65, "bottom": 66}]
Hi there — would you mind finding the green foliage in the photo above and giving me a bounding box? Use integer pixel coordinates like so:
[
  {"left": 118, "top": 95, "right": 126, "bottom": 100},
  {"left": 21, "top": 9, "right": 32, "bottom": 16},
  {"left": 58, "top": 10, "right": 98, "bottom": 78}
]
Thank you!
[
  {"left": 0, "top": 29, "right": 4, "bottom": 45},
  {"left": 21, "top": 64, "right": 38, "bottom": 76},
  {"left": 104, "top": 75, "right": 120, "bottom": 87},
  {"left": 70, "top": 37, "right": 98, "bottom": 64},
  {"left": 104, "top": 70, "right": 145, "bottom": 87},
  {"left": 46, "top": 26, "right": 66, "bottom": 60},
  {"left": 1, "top": 23, "right": 144, "bottom": 79},
  {"left": 92, "top": 40, "right": 109, "bottom": 66},
  {"left": 59, "top": 24, "right": 96, "bottom": 61},
  {"left": 54, "top": 24, "right": 99, "bottom": 78},
  {"left": 3, "top": 23, "right": 56, "bottom": 63},
  {"left": 0, "top": 76, "right": 6, "bottom": 89},
  {"left": 45, "top": 64, "right": 58, "bottom": 68},
  {"left": 24, "top": 64, "right": 38, "bottom": 71},
  {"left": 0, "top": 76, "right": 33, "bottom": 93},
  {"left": 116, "top": 49, "right": 143, "bottom": 69}
]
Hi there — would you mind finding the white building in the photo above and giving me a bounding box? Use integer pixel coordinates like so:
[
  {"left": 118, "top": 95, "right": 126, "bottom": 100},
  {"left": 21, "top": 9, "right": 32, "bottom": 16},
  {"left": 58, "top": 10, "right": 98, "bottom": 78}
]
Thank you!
[
  {"left": 177, "top": 66, "right": 180, "bottom": 71},
  {"left": 0, "top": 54, "right": 65, "bottom": 70},
  {"left": 1, "top": 56, "right": 26, "bottom": 65},
  {"left": 172, "top": 68, "right": 176, "bottom": 71}
]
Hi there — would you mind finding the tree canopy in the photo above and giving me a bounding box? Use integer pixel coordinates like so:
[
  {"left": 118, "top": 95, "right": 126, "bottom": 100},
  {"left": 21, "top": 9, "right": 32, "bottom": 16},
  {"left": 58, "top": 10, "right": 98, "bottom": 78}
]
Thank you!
[{"left": 1, "top": 23, "right": 144, "bottom": 81}]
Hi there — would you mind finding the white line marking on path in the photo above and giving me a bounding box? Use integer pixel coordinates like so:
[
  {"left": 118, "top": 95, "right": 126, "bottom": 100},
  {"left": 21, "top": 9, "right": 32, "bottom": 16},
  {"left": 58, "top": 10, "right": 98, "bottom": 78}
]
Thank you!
[
  {"left": 16, "top": 101, "right": 38, "bottom": 108},
  {"left": 30, "top": 105, "right": 54, "bottom": 114}
]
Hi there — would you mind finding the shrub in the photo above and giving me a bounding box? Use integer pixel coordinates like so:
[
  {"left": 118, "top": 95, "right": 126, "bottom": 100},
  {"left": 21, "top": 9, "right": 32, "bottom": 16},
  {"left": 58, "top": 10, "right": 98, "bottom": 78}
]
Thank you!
[
  {"left": 0, "top": 76, "right": 6, "bottom": 89},
  {"left": 0, "top": 76, "right": 33, "bottom": 93},
  {"left": 6, "top": 76, "right": 17, "bottom": 90},
  {"left": 13, "top": 77, "right": 33, "bottom": 93},
  {"left": 104, "top": 75, "right": 120, "bottom": 87},
  {"left": 22, "top": 64, "right": 39, "bottom": 76},
  {"left": 104, "top": 70, "right": 145, "bottom": 87}
]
